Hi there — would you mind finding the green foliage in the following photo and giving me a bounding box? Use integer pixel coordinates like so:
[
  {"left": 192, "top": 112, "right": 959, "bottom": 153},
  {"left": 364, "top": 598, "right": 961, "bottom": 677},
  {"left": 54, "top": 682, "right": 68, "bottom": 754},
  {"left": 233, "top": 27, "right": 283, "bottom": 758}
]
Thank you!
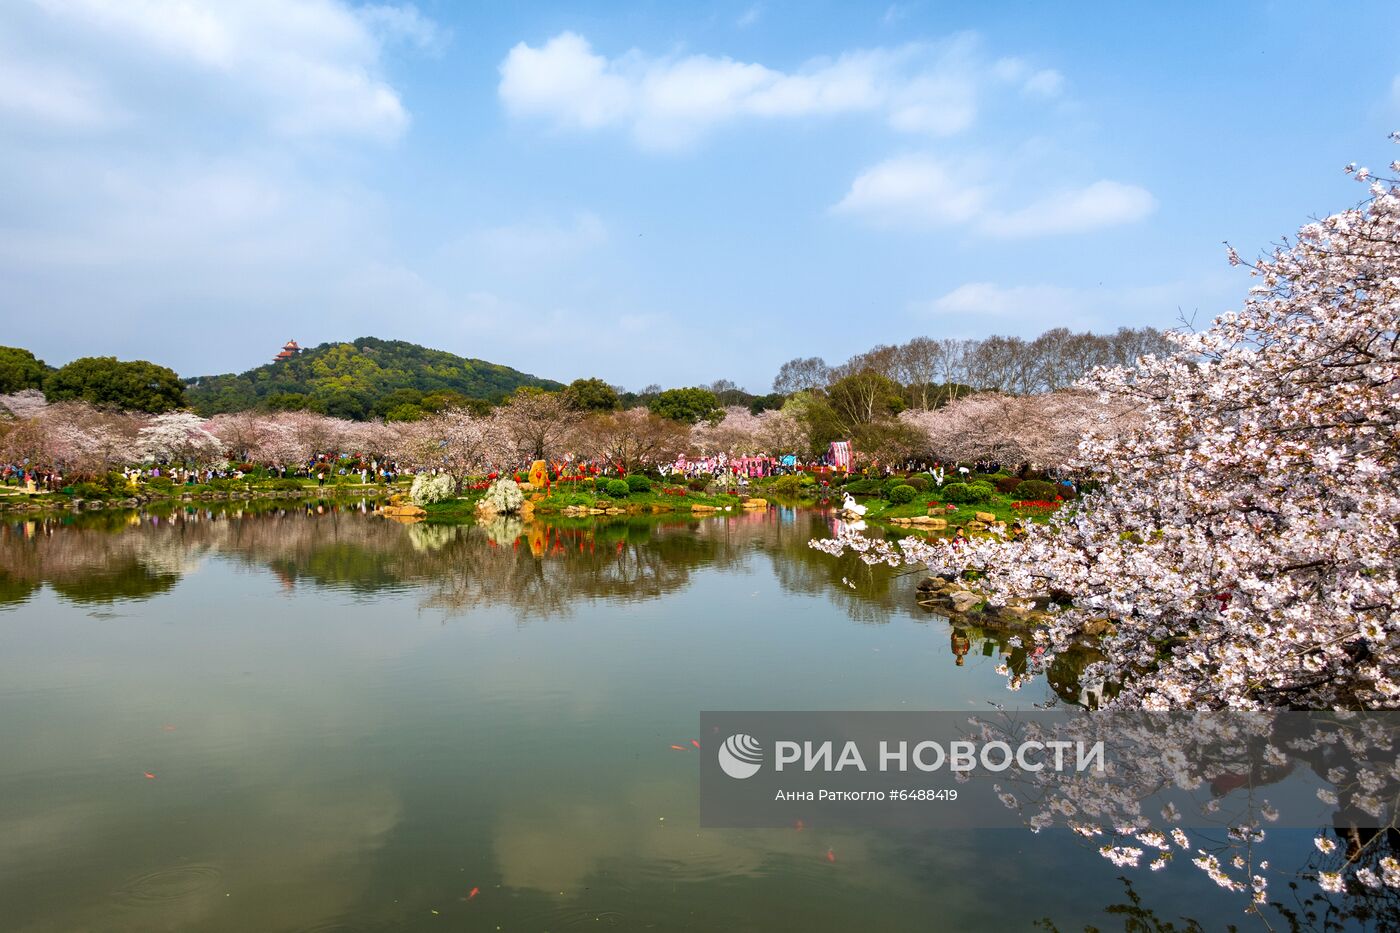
[
  {"left": 771, "top": 474, "right": 804, "bottom": 497},
  {"left": 942, "top": 481, "right": 995, "bottom": 504},
  {"left": 0, "top": 346, "right": 49, "bottom": 393},
  {"left": 825, "top": 369, "right": 905, "bottom": 428},
  {"left": 888, "top": 484, "right": 917, "bottom": 504},
  {"left": 45, "top": 356, "right": 185, "bottom": 413},
  {"left": 685, "top": 476, "right": 711, "bottom": 492},
  {"left": 624, "top": 474, "right": 651, "bottom": 492},
  {"left": 748, "top": 393, "right": 786, "bottom": 414},
  {"left": 604, "top": 479, "right": 630, "bottom": 497},
  {"left": 186, "top": 337, "right": 562, "bottom": 419},
  {"left": 850, "top": 419, "right": 924, "bottom": 463},
  {"left": 903, "top": 474, "right": 929, "bottom": 491},
  {"left": 844, "top": 478, "right": 883, "bottom": 495},
  {"left": 647, "top": 387, "right": 722, "bottom": 424},
  {"left": 564, "top": 377, "right": 620, "bottom": 412},
  {"left": 1014, "top": 479, "right": 1059, "bottom": 500},
  {"left": 994, "top": 476, "right": 1022, "bottom": 493}
]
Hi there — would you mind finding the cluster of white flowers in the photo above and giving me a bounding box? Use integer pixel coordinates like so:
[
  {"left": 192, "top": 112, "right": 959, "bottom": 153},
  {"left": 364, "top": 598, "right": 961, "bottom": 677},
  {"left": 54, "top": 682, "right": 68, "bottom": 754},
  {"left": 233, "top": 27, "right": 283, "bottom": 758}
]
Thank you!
[
  {"left": 408, "top": 472, "right": 454, "bottom": 506},
  {"left": 481, "top": 478, "right": 524, "bottom": 514}
]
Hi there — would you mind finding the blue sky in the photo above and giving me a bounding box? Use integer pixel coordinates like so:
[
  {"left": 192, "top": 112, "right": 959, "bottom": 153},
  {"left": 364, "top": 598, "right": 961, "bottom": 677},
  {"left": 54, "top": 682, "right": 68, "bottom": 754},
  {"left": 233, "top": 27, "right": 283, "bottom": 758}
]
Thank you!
[{"left": 3, "top": 1, "right": 1399, "bottom": 392}]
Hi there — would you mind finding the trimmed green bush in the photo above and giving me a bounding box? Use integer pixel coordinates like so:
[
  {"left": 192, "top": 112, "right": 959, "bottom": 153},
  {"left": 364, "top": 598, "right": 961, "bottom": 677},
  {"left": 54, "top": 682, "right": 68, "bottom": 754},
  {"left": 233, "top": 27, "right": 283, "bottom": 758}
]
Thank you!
[
  {"left": 771, "top": 474, "right": 804, "bottom": 497},
  {"left": 845, "top": 478, "right": 883, "bottom": 495},
  {"left": 942, "top": 481, "right": 995, "bottom": 504},
  {"left": 605, "top": 479, "right": 630, "bottom": 497},
  {"left": 994, "top": 476, "right": 1022, "bottom": 493},
  {"left": 685, "top": 476, "right": 711, "bottom": 492},
  {"left": 903, "top": 474, "right": 930, "bottom": 491},
  {"left": 625, "top": 474, "right": 651, "bottom": 492},
  {"left": 1013, "top": 479, "right": 1059, "bottom": 500},
  {"left": 888, "top": 484, "right": 917, "bottom": 504}
]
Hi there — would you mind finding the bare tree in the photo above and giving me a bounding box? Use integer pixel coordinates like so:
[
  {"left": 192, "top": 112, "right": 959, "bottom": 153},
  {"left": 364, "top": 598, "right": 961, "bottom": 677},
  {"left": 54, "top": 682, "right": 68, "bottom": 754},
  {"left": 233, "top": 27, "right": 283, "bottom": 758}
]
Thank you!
[{"left": 771, "top": 356, "right": 830, "bottom": 395}]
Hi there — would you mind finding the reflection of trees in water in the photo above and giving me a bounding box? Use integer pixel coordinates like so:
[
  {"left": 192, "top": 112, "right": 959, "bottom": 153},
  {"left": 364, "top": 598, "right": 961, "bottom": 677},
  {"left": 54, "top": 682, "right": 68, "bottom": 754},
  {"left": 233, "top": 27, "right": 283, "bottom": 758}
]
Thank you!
[
  {"left": 0, "top": 517, "right": 204, "bottom": 607},
  {"left": 0, "top": 507, "right": 1082, "bottom": 698}
]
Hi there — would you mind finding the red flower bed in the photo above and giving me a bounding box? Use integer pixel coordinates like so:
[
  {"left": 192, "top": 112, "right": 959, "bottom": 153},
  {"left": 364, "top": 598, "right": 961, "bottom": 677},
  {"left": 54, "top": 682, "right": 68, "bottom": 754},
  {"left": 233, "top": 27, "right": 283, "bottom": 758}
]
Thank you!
[{"left": 1011, "top": 500, "right": 1061, "bottom": 511}]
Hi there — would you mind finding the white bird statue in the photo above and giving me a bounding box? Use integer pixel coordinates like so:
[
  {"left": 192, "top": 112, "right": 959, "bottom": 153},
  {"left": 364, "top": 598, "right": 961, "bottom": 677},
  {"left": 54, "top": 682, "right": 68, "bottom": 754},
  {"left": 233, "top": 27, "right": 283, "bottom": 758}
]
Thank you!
[{"left": 840, "top": 492, "right": 867, "bottom": 518}]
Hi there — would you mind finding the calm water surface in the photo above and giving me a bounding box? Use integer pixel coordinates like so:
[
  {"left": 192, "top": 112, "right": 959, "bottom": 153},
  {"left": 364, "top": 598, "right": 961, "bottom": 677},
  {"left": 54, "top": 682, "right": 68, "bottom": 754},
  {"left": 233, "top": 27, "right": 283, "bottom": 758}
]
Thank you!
[{"left": 0, "top": 505, "right": 1298, "bottom": 931}]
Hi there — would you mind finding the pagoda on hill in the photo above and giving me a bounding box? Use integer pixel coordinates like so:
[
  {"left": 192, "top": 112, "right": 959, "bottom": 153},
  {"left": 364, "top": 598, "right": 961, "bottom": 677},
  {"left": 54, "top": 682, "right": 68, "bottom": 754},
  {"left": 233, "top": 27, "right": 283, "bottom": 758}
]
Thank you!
[{"left": 274, "top": 339, "right": 301, "bottom": 362}]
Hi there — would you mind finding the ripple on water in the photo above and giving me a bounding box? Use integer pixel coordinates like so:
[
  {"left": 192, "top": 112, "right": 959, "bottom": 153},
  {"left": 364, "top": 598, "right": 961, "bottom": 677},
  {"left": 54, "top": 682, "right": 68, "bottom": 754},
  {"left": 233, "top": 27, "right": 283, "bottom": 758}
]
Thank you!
[
  {"left": 293, "top": 920, "right": 398, "bottom": 933},
  {"left": 111, "top": 863, "right": 222, "bottom": 904},
  {"left": 524, "top": 906, "right": 629, "bottom": 928}
]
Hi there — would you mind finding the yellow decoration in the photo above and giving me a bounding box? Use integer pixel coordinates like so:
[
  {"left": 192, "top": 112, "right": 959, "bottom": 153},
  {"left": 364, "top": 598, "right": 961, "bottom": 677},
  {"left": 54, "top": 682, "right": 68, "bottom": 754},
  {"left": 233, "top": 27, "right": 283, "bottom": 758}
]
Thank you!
[{"left": 528, "top": 459, "right": 548, "bottom": 487}]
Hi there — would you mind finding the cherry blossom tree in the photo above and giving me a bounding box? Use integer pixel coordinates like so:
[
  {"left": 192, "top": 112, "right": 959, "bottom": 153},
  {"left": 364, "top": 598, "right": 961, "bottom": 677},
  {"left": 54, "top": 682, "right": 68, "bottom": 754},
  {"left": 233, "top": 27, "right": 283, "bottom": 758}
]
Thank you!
[
  {"left": 814, "top": 140, "right": 1400, "bottom": 906},
  {"left": 817, "top": 138, "right": 1400, "bottom": 713},
  {"left": 573, "top": 407, "right": 689, "bottom": 473},
  {"left": 494, "top": 389, "right": 573, "bottom": 462},
  {"left": 898, "top": 390, "right": 1139, "bottom": 469},
  {"left": 396, "top": 409, "right": 514, "bottom": 486},
  {"left": 137, "top": 412, "right": 223, "bottom": 467}
]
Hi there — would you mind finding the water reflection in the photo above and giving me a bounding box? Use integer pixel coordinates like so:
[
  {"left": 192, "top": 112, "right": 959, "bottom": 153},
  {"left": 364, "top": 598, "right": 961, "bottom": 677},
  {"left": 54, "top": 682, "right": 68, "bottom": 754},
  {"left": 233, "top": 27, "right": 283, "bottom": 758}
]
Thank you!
[{"left": 0, "top": 507, "right": 1313, "bottom": 931}]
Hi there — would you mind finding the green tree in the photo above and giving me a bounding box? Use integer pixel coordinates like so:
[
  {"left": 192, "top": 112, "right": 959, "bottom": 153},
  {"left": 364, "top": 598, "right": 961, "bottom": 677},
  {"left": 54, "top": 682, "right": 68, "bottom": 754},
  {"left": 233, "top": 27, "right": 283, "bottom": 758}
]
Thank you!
[
  {"left": 648, "top": 387, "right": 722, "bottom": 424},
  {"left": 44, "top": 357, "right": 185, "bottom": 413},
  {"left": 825, "top": 369, "right": 904, "bottom": 432},
  {"left": 0, "top": 346, "right": 49, "bottom": 393},
  {"left": 563, "top": 377, "right": 620, "bottom": 411}
]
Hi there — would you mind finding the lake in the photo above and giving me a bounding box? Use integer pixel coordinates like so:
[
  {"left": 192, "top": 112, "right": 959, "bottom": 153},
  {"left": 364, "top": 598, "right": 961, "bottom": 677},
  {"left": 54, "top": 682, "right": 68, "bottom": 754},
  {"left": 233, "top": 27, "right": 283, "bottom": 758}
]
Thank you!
[{"left": 0, "top": 504, "right": 1305, "bottom": 931}]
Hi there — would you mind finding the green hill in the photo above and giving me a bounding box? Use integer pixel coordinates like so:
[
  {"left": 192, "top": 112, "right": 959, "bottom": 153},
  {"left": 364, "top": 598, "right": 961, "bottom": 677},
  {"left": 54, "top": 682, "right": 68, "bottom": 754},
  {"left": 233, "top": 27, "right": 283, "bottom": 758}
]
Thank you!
[{"left": 186, "top": 337, "right": 562, "bottom": 420}]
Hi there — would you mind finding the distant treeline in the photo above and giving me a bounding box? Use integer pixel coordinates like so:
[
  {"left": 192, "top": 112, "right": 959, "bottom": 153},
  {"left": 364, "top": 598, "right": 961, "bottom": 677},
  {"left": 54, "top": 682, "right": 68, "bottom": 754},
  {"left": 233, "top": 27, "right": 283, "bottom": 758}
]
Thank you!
[{"left": 0, "top": 325, "right": 1173, "bottom": 422}]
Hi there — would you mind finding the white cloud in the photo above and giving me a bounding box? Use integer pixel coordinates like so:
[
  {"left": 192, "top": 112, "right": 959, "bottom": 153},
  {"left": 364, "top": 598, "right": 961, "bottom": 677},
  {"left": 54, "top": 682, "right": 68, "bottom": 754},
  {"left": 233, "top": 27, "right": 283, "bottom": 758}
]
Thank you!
[
  {"left": 498, "top": 31, "right": 1059, "bottom": 150},
  {"left": 831, "top": 154, "right": 986, "bottom": 227},
  {"left": 922, "top": 282, "right": 1085, "bottom": 318},
  {"left": 978, "top": 180, "right": 1156, "bottom": 237},
  {"left": 21, "top": 0, "right": 429, "bottom": 141},
  {"left": 0, "top": 56, "right": 115, "bottom": 129},
  {"left": 737, "top": 5, "right": 762, "bottom": 28},
  {"left": 1022, "top": 68, "right": 1064, "bottom": 98},
  {"left": 457, "top": 213, "right": 609, "bottom": 269},
  {"left": 913, "top": 275, "right": 1237, "bottom": 333},
  {"left": 833, "top": 155, "right": 1154, "bottom": 237}
]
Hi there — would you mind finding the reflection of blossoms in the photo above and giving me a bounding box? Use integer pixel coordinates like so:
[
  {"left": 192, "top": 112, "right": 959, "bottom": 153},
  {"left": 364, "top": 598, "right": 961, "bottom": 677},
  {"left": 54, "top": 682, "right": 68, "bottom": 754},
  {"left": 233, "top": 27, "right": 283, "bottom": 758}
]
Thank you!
[{"left": 971, "top": 711, "right": 1400, "bottom": 914}]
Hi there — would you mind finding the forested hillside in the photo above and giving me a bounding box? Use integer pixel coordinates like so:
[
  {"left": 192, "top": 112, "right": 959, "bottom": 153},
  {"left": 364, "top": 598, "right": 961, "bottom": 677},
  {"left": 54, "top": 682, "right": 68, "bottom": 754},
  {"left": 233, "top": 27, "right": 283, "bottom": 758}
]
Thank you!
[{"left": 186, "top": 338, "right": 562, "bottom": 420}]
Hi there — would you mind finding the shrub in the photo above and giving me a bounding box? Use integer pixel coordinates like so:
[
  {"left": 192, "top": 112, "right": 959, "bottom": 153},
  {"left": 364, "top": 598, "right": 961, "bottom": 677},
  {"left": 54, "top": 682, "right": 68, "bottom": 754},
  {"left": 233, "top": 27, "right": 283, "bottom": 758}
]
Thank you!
[
  {"left": 845, "top": 478, "right": 883, "bottom": 495},
  {"left": 482, "top": 478, "right": 524, "bottom": 513},
  {"left": 942, "top": 481, "right": 995, "bottom": 504},
  {"left": 1014, "top": 479, "right": 1059, "bottom": 501},
  {"left": 888, "top": 484, "right": 917, "bottom": 504},
  {"left": 625, "top": 474, "right": 651, "bottom": 493},
  {"left": 903, "top": 474, "right": 929, "bottom": 491},
  {"left": 686, "top": 476, "right": 711, "bottom": 492},
  {"left": 771, "top": 474, "right": 804, "bottom": 497},
  {"left": 605, "top": 479, "right": 630, "bottom": 497},
  {"left": 409, "top": 472, "right": 455, "bottom": 506},
  {"left": 994, "top": 476, "right": 1022, "bottom": 493}
]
